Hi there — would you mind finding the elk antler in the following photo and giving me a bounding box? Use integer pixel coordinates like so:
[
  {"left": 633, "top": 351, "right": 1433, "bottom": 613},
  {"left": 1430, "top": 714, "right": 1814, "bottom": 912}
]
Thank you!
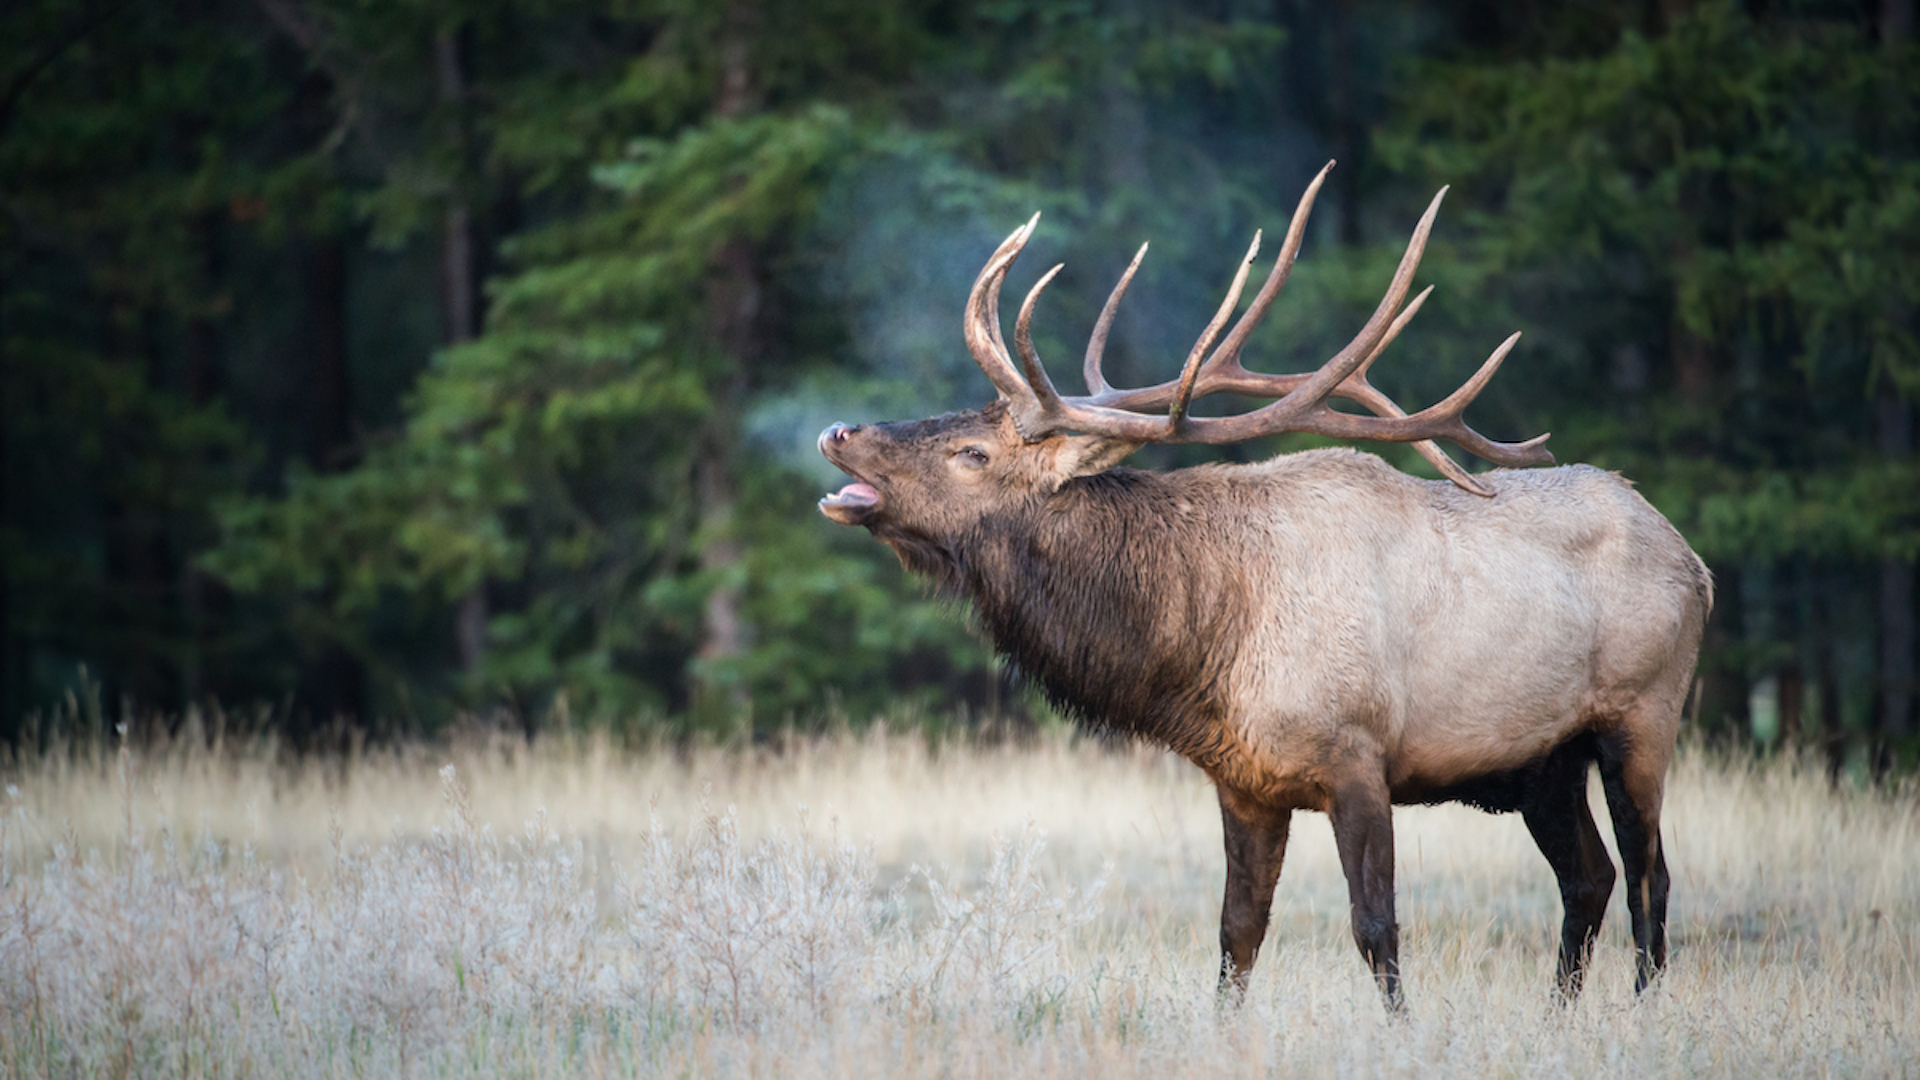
[{"left": 962, "top": 162, "right": 1553, "bottom": 496}]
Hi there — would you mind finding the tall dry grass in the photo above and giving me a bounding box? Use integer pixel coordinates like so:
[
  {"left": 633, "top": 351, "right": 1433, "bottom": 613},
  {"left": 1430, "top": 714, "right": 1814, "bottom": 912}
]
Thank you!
[{"left": 1, "top": 725, "right": 1915, "bottom": 1078}]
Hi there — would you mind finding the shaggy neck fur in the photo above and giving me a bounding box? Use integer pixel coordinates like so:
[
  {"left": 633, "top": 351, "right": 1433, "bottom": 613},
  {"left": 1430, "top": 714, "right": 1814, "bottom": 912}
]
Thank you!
[{"left": 883, "top": 468, "right": 1251, "bottom": 764}]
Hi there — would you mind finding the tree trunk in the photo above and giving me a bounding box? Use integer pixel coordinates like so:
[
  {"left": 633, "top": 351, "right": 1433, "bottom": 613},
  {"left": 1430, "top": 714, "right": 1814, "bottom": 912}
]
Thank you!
[
  {"left": 693, "top": 244, "right": 759, "bottom": 714},
  {"left": 447, "top": 197, "right": 487, "bottom": 678},
  {"left": 182, "top": 212, "right": 227, "bottom": 707},
  {"left": 1883, "top": 0, "right": 1916, "bottom": 44},
  {"left": 1875, "top": 0, "right": 1917, "bottom": 751},
  {"left": 297, "top": 233, "right": 367, "bottom": 730},
  {"left": 1876, "top": 558, "right": 1914, "bottom": 739},
  {"left": 436, "top": 24, "right": 478, "bottom": 350},
  {"left": 1654, "top": 0, "right": 1695, "bottom": 32},
  {"left": 103, "top": 301, "right": 171, "bottom": 716},
  {"left": 435, "top": 25, "right": 489, "bottom": 679},
  {"left": 1742, "top": 559, "right": 1780, "bottom": 745},
  {"left": 1274, "top": 0, "right": 1362, "bottom": 244},
  {"left": 691, "top": 0, "right": 762, "bottom": 716},
  {"left": 0, "top": 263, "right": 13, "bottom": 740},
  {"left": 1101, "top": 0, "right": 1147, "bottom": 196},
  {"left": 1669, "top": 281, "right": 1714, "bottom": 403},
  {"left": 696, "top": 448, "right": 745, "bottom": 664},
  {"left": 1326, "top": 0, "right": 1363, "bottom": 246},
  {"left": 439, "top": 200, "right": 478, "bottom": 355},
  {"left": 307, "top": 238, "right": 352, "bottom": 465},
  {"left": 1877, "top": 387, "right": 1915, "bottom": 739}
]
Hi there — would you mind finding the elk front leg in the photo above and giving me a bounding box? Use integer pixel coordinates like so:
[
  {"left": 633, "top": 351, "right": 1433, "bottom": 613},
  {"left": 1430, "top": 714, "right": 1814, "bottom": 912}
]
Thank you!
[
  {"left": 1216, "top": 787, "right": 1292, "bottom": 998},
  {"left": 1330, "top": 775, "right": 1402, "bottom": 1011}
]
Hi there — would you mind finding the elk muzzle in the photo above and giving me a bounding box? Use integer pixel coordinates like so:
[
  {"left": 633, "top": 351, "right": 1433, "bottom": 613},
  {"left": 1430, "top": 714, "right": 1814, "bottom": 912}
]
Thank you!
[{"left": 818, "top": 423, "right": 881, "bottom": 525}]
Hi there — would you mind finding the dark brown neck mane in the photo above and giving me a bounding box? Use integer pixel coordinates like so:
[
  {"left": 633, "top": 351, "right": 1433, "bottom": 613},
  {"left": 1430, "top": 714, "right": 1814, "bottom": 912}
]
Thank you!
[{"left": 886, "top": 468, "right": 1249, "bottom": 761}]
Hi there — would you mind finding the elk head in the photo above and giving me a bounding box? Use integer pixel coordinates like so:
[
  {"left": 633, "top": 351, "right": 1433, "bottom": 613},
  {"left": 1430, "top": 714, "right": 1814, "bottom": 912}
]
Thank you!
[
  {"left": 817, "top": 402, "right": 1135, "bottom": 578},
  {"left": 819, "top": 161, "right": 1554, "bottom": 545}
]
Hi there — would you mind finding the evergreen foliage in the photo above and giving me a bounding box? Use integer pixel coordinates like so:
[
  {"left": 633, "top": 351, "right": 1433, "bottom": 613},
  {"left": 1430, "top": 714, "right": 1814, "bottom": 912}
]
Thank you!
[{"left": 2, "top": 0, "right": 1914, "bottom": 759}]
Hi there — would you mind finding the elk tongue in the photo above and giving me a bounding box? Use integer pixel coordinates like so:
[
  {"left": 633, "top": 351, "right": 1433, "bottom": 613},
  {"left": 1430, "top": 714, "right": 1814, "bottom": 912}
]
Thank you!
[
  {"left": 820, "top": 482, "right": 881, "bottom": 523},
  {"left": 824, "top": 481, "right": 878, "bottom": 506}
]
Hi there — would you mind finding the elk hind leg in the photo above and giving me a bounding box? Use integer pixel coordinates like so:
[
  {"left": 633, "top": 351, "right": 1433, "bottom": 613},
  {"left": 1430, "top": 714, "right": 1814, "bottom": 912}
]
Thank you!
[
  {"left": 1216, "top": 787, "right": 1292, "bottom": 999},
  {"left": 1330, "top": 775, "right": 1401, "bottom": 1011},
  {"left": 1519, "top": 742, "right": 1615, "bottom": 1003},
  {"left": 1598, "top": 729, "right": 1673, "bottom": 992}
]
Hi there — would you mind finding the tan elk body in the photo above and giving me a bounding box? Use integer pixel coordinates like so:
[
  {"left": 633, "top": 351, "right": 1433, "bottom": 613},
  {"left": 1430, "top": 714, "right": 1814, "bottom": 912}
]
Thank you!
[
  {"left": 1134, "top": 450, "right": 1707, "bottom": 806},
  {"left": 818, "top": 164, "right": 1711, "bottom": 1009}
]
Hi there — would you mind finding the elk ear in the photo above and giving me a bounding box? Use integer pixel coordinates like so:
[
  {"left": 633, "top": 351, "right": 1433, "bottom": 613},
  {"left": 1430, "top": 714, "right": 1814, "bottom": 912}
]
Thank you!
[{"left": 1050, "top": 434, "right": 1140, "bottom": 480}]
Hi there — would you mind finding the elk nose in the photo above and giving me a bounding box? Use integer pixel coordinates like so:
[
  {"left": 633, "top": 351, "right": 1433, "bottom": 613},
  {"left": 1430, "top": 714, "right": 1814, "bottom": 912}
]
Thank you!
[{"left": 820, "top": 422, "right": 858, "bottom": 452}]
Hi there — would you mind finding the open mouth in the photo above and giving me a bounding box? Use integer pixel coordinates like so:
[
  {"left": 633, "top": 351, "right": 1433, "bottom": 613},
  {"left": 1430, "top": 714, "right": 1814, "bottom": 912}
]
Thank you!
[{"left": 819, "top": 479, "right": 881, "bottom": 525}]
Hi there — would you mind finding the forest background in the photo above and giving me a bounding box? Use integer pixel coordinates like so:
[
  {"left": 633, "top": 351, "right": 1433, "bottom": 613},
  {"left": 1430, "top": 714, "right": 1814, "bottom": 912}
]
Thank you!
[{"left": 3, "top": 0, "right": 1916, "bottom": 770}]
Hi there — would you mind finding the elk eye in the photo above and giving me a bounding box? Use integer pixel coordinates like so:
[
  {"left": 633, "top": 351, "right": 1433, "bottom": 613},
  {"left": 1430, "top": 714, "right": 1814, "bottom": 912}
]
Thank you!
[{"left": 956, "top": 447, "right": 990, "bottom": 468}]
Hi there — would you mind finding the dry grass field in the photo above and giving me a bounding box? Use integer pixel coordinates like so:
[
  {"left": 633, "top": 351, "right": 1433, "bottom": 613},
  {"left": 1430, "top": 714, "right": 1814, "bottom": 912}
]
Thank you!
[{"left": 2, "top": 722, "right": 1916, "bottom": 1078}]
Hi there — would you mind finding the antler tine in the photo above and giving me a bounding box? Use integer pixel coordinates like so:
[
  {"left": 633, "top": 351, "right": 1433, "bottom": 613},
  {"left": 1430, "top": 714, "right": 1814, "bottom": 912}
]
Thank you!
[
  {"left": 986, "top": 215, "right": 1041, "bottom": 373},
  {"left": 1202, "top": 161, "right": 1333, "bottom": 377},
  {"left": 1084, "top": 242, "right": 1147, "bottom": 396},
  {"left": 1427, "top": 331, "right": 1521, "bottom": 416},
  {"left": 1014, "top": 264, "right": 1070, "bottom": 411},
  {"left": 963, "top": 213, "right": 1042, "bottom": 402},
  {"left": 1354, "top": 285, "right": 1432, "bottom": 382},
  {"left": 1413, "top": 332, "right": 1553, "bottom": 465},
  {"left": 1254, "top": 185, "right": 1447, "bottom": 425},
  {"left": 1272, "top": 332, "right": 1552, "bottom": 469},
  {"left": 1340, "top": 286, "right": 1490, "bottom": 494},
  {"left": 1171, "top": 231, "right": 1261, "bottom": 429}
]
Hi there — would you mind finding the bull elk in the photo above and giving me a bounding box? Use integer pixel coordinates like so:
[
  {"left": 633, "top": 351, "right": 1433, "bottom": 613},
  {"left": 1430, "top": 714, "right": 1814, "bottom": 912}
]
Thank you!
[{"left": 816, "top": 164, "right": 1711, "bottom": 1009}]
